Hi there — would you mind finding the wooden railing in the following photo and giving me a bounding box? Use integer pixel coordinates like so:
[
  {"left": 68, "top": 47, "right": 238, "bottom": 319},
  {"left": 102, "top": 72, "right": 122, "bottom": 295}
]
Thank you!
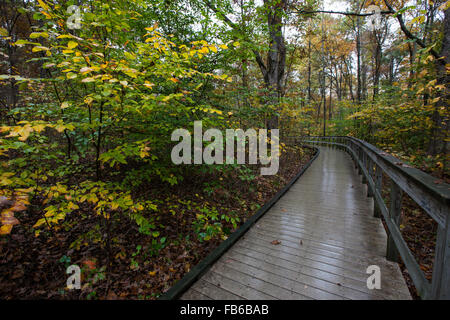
[{"left": 298, "top": 136, "right": 449, "bottom": 300}]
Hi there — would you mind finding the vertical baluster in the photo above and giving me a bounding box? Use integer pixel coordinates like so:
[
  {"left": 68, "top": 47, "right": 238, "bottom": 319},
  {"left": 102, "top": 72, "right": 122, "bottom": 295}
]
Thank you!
[
  {"left": 367, "top": 158, "right": 373, "bottom": 197},
  {"left": 361, "top": 151, "right": 367, "bottom": 183},
  {"left": 431, "top": 212, "right": 450, "bottom": 299},
  {"left": 358, "top": 147, "right": 362, "bottom": 174},
  {"left": 373, "top": 164, "right": 383, "bottom": 218},
  {"left": 386, "top": 180, "right": 403, "bottom": 262}
]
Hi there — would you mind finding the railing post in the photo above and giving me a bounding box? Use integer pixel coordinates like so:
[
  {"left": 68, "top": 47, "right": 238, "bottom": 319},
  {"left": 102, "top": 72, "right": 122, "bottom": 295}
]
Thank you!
[
  {"left": 386, "top": 180, "right": 403, "bottom": 262},
  {"left": 361, "top": 151, "right": 367, "bottom": 184},
  {"left": 431, "top": 213, "right": 450, "bottom": 299},
  {"left": 374, "top": 165, "right": 383, "bottom": 218},
  {"left": 357, "top": 147, "right": 362, "bottom": 174},
  {"left": 367, "top": 159, "right": 374, "bottom": 197}
]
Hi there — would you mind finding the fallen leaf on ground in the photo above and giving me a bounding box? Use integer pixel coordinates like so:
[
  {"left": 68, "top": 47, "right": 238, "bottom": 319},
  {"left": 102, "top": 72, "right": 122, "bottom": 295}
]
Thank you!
[
  {"left": 271, "top": 240, "right": 281, "bottom": 245},
  {"left": 106, "top": 291, "right": 119, "bottom": 300}
]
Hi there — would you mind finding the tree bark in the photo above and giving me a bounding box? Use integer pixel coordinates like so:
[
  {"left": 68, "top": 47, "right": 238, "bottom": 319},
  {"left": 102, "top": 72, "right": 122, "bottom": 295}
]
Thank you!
[{"left": 428, "top": 9, "right": 449, "bottom": 157}]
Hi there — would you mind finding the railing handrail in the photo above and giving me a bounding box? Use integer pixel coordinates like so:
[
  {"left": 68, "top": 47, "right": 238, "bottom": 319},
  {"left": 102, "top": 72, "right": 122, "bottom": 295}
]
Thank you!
[
  {"left": 295, "top": 135, "right": 449, "bottom": 300},
  {"left": 305, "top": 136, "right": 450, "bottom": 206}
]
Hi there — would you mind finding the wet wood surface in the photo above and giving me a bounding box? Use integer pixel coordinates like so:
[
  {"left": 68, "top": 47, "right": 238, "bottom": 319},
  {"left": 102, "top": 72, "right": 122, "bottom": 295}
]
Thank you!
[{"left": 180, "top": 147, "right": 411, "bottom": 300}]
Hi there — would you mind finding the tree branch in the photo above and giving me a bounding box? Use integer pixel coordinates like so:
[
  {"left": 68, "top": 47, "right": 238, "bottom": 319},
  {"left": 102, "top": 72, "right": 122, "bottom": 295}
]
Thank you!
[
  {"left": 289, "top": 9, "right": 392, "bottom": 17},
  {"left": 382, "top": 0, "right": 443, "bottom": 64},
  {"left": 292, "top": 2, "right": 445, "bottom": 65},
  {"left": 204, "top": 1, "right": 267, "bottom": 75}
]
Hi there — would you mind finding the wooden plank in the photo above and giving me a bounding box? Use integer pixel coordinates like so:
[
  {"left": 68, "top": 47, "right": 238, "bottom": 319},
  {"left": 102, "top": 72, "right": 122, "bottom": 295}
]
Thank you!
[
  {"left": 180, "top": 288, "right": 212, "bottom": 300},
  {"left": 201, "top": 270, "right": 277, "bottom": 300},
  {"left": 386, "top": 180, "right": 403, "bottom": 262},
  {"left": 374, "top": 164, "right": 383, "bottom": 218},
  {"left": 159, "top": 146, "right": 320, "bottom": 300},
  {"left": 367, "top": 159, "right": 374, "bottom": 197},
  {"left": 431, "top": 213, "right": 450, "bottom": 299},
  {"left": 210, "top": 263, "right": 309, "bottom": 300},
  {"left": 250, "top": 223, "right": 387, "bottom": 254},
  {"left": 179, "top": 146, "right": 411, "bottom": 300},
  {"left": 234, "top": 238, "right": 410, "bottom": 296},
  {"left": 253, "top": 220, "right": 387, "bottom": 248},
  {"left": 190, "top": 279, "right": 244, "bottom": 300},
  {"left": 349, "top": 138, "right": 448, "bottom": 228},
  {"left": 325, "top": 139, "right": 431, "bottom": 297},
  {"left": 230, "top": 246, "right": 408, "bottom": 300},
  {"left": 216, "top": 257, "right": 346, "bottom": 300}
]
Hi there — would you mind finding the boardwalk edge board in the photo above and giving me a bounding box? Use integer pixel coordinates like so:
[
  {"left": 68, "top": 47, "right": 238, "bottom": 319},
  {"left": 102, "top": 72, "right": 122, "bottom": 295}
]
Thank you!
[{"left": 159, "top": 146, "right": 320, "bottom": 300}]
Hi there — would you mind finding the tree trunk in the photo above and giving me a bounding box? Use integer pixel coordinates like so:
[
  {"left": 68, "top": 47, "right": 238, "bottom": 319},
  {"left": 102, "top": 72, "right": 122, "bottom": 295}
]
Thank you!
[
  {"left": 264, "top": 0, "right": 287, "bottom": 130},
  {"left": 428, "top": 9, "right": 449, "bottom": 158},
  {"left": 307, "top": 36, "right": 312, "bottom": 104},
  {"left": 356, "top": 15, "right": 362, "bottom": 105}
]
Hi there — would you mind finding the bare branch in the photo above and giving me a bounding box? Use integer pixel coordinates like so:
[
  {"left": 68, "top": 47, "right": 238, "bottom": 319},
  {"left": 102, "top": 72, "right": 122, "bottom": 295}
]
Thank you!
[
  {"left": 382, "top": 0, "right": 443, "bottom": 63},
  {"left": 289, "top": 9, "right": 393, "bottom": 17}
]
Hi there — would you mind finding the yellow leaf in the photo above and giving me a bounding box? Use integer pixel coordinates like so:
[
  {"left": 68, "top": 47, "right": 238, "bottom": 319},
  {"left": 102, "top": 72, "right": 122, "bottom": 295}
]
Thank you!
[
  {"left": 41, "top": 11, "right": 52, "bottom": 19},
  {"left": 110, "top": 202, "right": 119, "bottom": 210},
  {"left": 431, "top": 97, "right": 440, "bottom": 104},
  {"left": 61, "top": 101, "right": 70, "bottom": 109},
  {"left": 37, "top": 0, "right": 50, "bottom": 11},
  {"left": 80, "top": 67, "right": 93, "bottom": 73},
  {"left": 33, "top": 124, "right": 46, "bottom": 133},
  {"left": 55, "top": 124, "right": 66, "bottom": 133},
  {"left": 17, "top": 126, "right": 33, "bottom": 141},
  {"left": 67, "top": 41, "right": 78, "bottom": 49},
  {"left": 0, "top": 224, "right": 13, "bottom": 235},
  {"left": 32, "top": 46, "right": 49, "bottom": 52},
  {"left": 84, "top": 96, "right": 94, "bottom": 105},
  {"left": 30, "top": 32, "right": 48, "bottom": 39}
]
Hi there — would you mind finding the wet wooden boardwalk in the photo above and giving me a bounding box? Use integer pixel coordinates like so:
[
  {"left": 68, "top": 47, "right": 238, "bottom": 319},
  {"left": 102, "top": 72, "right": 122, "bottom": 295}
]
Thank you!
[{"left": 181, "top": 147, "right": 411, "bottom": 300}]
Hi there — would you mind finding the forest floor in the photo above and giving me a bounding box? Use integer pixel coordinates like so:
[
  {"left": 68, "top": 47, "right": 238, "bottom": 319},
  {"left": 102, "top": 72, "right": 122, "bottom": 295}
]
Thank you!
[
  {"left": 1, "top": 142, "right": 444, "bottom": 300},
  {"left": 0, "top": 145, "right": 314, "bottom": 300},
  {"left": 379, "top": 172, "right": 448, "bottom": 300}
]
